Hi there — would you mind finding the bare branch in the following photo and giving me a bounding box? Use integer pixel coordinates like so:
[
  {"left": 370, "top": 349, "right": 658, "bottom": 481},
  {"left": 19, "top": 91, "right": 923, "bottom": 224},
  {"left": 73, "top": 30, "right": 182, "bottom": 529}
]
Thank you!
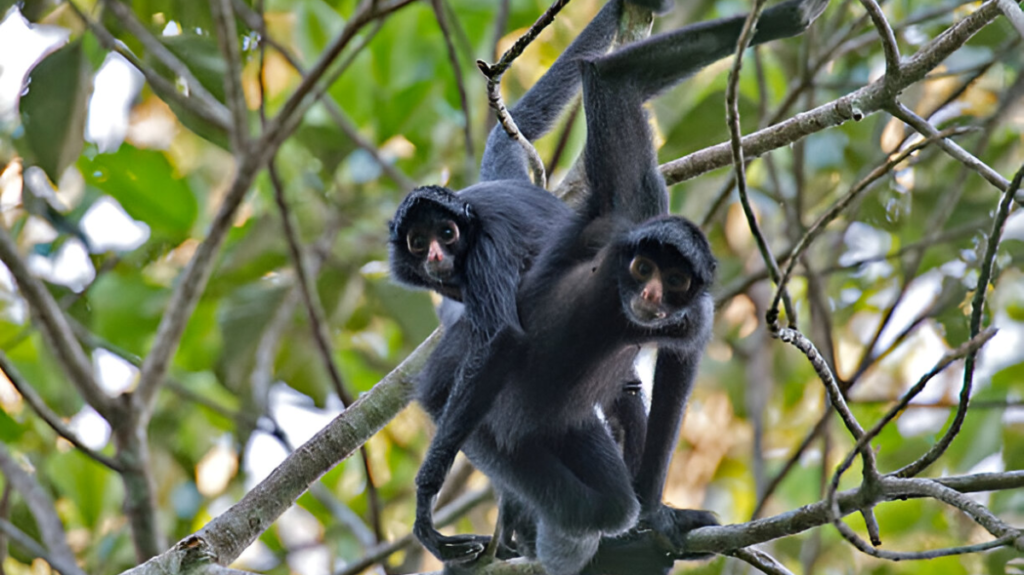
[
  {"left": 209, "top": 0, "right": 250, "bottom": 151},
  {"left": 995, "top": 0, "right": 1024, "bottom": 38},
  {"left": 174, "top": 330, "right": 438, "bottom": 567},
  {"left": 826, "top": 329, "right": 998, "bottom": 556},
  {"left": 888, "top": 102, "right": 1012, "bottom": 195},
  {"left": 0, "top": 224, "right": 114, "bottom": 418},
  {"left": 858, "top": 0, "right": 900, "bottom": 74},
  {"left": 231, "top": 0, "right": 416, "bottom": 189},
  {"left": 0, "top": 445, "right": 85, "bottom": 575},
  {"left": 477, "top": 0, "right": 577, "bottom": 187},
  {"left": 895, "top": 162, "right": 1024, "bottom": 478},
  {"left": 431, "top": 0, "right": 475, "bottom": 174},
  {"left": 661, "top": 0, "right": 1008, "bottom": 185},
  {"left": 725, "top": 0, "right": 797, "bottom": 326},
  {"left": 0, "top": 352, "right": 121, "bottom": 471},
  {"left": 65, "top": 1, "right": 230, "bottom": 131},
  {"left": 0, "top": 518, "right": 85, "bottom": 575},
  {"left": 101, "top": 0, "right": 232, "bottom": 127},
  {"left": 332, "top": 487, "right": 493, "bottom": 575},
  {"left": 260, "top": 0, "right": 419, "bottom": 153},
  {"left": 769, "top": 127, "right": 968, "bottom": 315},
  {"left": 728, "top": 547, "right": 795, "bottom": 575}
]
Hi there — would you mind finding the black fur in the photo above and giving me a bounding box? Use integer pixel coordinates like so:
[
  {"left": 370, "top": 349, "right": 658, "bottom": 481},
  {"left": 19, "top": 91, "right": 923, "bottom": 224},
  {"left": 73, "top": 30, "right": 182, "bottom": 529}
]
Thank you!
[
  {"left": 390, "top": 182, "right": 572, "bottom": 336},
  {"left": 408, "top": 0, "right": 829, "bottom": 573}
]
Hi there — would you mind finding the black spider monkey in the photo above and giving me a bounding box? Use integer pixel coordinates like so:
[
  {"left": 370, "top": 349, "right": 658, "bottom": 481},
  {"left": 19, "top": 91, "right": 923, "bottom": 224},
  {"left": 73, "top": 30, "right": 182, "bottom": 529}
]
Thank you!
[
  {"left": 388, "top": 0, "right": 654, "bottom": 501},
  {"left": 406, "top": 0, "right": 828, "bottom": 573}
]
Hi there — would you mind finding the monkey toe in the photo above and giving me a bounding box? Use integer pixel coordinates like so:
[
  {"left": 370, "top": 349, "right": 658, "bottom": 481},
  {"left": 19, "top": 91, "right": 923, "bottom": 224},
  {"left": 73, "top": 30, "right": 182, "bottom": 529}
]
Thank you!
[
  {"left": 435, "top": 534, "right": 491, "bottom": 563},
  {"left": 640, "top": 505, "right": 718, "bottom": 559}
]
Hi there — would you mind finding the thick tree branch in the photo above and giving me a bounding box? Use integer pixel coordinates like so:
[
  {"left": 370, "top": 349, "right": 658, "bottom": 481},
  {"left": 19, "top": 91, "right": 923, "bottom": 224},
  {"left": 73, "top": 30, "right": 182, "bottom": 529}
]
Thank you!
[{"left": 121, "top": 330, "right": 440, "bottom": 574}]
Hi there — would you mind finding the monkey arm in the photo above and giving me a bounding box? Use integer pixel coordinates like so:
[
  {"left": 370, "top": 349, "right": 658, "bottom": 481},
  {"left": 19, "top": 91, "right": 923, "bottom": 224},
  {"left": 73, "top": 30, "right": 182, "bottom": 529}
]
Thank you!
[
  {"left": 595, "top": 0, "right": 828, "bottom": 102},
  {"left": 630, "top": 348, "right": 719, "bottom": 557},
  {"left": 479, "top": 0, "right": 624, "bottom": 182},
  {"left": 633, "top": 349, "right": 699, "bottom": 510},
  {"left": 413, "top": 329, "right": 523, "bottom": 561}
]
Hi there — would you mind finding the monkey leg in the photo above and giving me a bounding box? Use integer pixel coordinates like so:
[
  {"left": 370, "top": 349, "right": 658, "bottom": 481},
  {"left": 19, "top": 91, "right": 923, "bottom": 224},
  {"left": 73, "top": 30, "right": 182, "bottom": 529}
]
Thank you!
[{"left": 606, "top": 380, "right": 649, "bottom": 478}]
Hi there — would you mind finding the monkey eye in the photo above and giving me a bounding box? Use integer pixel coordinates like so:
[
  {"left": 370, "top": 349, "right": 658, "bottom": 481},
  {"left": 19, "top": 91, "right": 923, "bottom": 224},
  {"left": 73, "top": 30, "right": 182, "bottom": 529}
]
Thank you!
[
  {"left": 663, "top": 270, "right": 691, "bottom": 293},
  {"left": 407, "top": 231, "right": 429, "bottom": 254},
  {"left": 438, "top": 221, "right": 460, "bottom": 244},
  {"left": 629, "top": 256, "right": 656, "bottom": 281}
]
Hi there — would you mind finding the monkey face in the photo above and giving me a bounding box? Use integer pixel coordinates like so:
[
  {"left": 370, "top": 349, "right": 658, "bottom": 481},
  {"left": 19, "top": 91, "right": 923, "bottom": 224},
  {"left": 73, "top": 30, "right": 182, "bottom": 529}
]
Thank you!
[
  {"left": 406, "top": 217, "right": 462, "bottom": 282},
  {"left": 623, "top": 250, "right": 694, "bottom": 324},
  {"left": 395, "top": 201, "right": 471, "bottom": 290}
]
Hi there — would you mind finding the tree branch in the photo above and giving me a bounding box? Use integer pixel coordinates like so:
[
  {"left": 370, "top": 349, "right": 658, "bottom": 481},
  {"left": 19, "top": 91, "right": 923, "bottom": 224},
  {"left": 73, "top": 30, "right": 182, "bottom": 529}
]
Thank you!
[{"left": 661, "top": 0, "right": 1009, "bottom": 186}]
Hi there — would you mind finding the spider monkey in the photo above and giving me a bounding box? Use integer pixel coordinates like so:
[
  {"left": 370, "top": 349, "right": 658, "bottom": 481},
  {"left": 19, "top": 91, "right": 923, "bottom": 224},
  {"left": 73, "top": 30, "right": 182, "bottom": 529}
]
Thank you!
[
  {"left": 408, "top": 0, "right": 828, "bottom": 573},
  {"left": 389, "top": 0, "right": 654, "bottom": 525}
]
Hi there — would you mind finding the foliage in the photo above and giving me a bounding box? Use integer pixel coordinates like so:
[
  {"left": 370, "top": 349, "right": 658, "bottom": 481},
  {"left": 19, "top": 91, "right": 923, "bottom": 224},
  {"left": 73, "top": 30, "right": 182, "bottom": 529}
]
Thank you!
[{"left": 0, "top": 0, "right": 1022, "bottom": 574}]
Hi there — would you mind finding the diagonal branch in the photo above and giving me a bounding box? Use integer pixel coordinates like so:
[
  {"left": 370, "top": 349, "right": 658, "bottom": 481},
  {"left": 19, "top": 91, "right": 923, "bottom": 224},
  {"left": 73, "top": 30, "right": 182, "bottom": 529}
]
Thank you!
[
  {"left": 895, "top": 162, "right": 1024, "bottom": 478},
  {"left": 101, "top": 0, "right": 232, "bottom": 127},
  {"left": 0, "top": 444, "right": 86, "bottom": 575},
  {"left": 135, "top": 1, "right": 416, "bottom": 415},
  {"left": 661, "top": 0, "right": 1011, "bottom": 186},
  {"left": 0, "top": 352, "right": 122, "bottom": 471},
  {"left": 65, "top": 1, "right": 230, "bottom": 131},
  {"left": 0, "top": 225, "right": 115, "bottom": 418}
]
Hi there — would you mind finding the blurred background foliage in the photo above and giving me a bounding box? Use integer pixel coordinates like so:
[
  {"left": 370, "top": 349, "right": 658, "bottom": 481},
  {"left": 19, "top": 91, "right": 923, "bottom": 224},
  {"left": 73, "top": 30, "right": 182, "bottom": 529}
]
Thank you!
[{"left": 0, "top": 0, "right": 1022, "bottom": 574}]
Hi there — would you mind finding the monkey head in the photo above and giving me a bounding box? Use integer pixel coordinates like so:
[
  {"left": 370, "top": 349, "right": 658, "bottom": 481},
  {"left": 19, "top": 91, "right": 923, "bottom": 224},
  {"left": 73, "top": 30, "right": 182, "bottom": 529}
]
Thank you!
[
  {"left": 389, "top": 186, "right": 475, "bottom": 299},
  {"left": 616, "top": 216, "right": 716, "bottom": 329}
]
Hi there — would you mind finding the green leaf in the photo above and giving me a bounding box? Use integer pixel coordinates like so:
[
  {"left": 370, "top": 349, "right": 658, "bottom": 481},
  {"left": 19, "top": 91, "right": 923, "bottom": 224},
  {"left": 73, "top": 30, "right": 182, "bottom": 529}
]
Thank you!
[
  {"left": 0, "top": 407, "right": 22, "bottom": 443},
  {"left": 19, "top": 39, "right": 92, "bottom": 182},
  {"left": 45, "top": 449, "right": 121, "bottom": 529},
  {"left": 80, "top": 145, "right": 198, "bottom": 242},
  {"left": 84, "top": 268, "right": 168, "bottom": 356}
]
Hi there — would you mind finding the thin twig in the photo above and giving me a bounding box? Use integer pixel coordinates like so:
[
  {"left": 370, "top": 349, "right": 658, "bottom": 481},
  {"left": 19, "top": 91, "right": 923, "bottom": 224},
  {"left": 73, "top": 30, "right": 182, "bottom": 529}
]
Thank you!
[
  {"left": 895, "top": 162, "right": 1024, "bottom": 478},
  {"left": 888, "top": 102, "right": 1011, "bottom": 194},
  {"left": 477, "top": 0, "right": 576, "bottom": 187},
  {"left": 725, "top": 0, "right": 797, "bottom": 326},
  {"left": 0, "top": 225, "right": 114, "bottom": 418},
  {"left": 64, "top": 1, "right": 230, "bottom": 130},
  {"left": 826, "top": 329, "right": 997, "bottom": 556},
  {"left": 431, "top": 0, "right": 475, "bottom": 175},
  {"left": 332, "top": 487, "right": 493, "bottom": 575},
  {"left": 0, "top": 352, "right": 122, "bottom": 471},
  {"left": 662, "top": 0, "right": 1009, "bottom": 187},
  {"left": 209, "top": 0, "right": 250, "bottom": 152},
  {"left": 0, "top": 518, "right": 85, "bottom": 575},
  {"left": 260, "top": 0, "right": 419, "bottom": 153},
  {"left": 858, "top": 0, "right": 901, "bottom": 74},
  {"left": 232, "top": 0, "right": 416, "bottom": 187},
  {"left": 768, "top": 127, "right": 968, "bottom": 315},
  {"left": 0, "top": 445, "right": 85, "bottom": 575},
  {"left": 101, "top": 0, "right": 231, "bottom": 126},
  {"left": 995, "top": 0, "right": 1024, "bottom": 38},
  {"left": 728, "top": 547, "right": 795, "bottom": 575}
]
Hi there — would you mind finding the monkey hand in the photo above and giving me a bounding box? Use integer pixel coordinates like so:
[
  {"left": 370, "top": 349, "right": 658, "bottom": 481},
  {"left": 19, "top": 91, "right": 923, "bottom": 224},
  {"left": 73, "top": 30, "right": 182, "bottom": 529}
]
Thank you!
[
  {"left": 414, "top": 489, "right": 491, "bottom": 563},
  {"left": 413, "top": 519, "right": 491, "bottom": 563},
  {"left": 638, "top": 505, "right": 718, "bottom": 560}
]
